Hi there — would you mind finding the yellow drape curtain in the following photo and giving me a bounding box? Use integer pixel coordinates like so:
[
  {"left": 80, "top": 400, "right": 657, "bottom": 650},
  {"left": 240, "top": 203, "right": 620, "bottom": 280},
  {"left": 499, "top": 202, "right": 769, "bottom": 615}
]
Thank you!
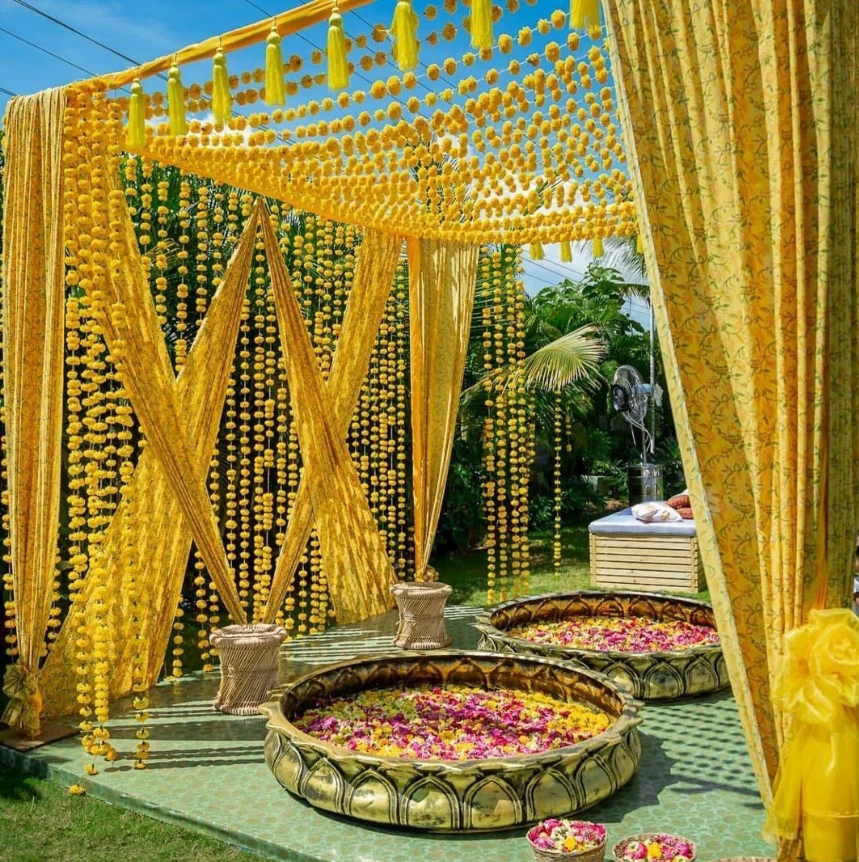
[
  {"left": 262, "top": 227, "right": 403, "bottom": 623},
  {"left": 90, "top": 181, "right": 248, "bottom": 624},
  {"left": 603, "top": 1, "right": 859, "bottom": 859},
  {"left": 407, "top": 239, "right": 480, "bottom": 579},
  {"left": 260, "top": 210, "right": 397, "bottom": 623},
  {"left": 0, "top": 90, "right": 67, "bottom": 736},
  {"left": 40, "top": 211, "right": 260, "bottom": 718}
]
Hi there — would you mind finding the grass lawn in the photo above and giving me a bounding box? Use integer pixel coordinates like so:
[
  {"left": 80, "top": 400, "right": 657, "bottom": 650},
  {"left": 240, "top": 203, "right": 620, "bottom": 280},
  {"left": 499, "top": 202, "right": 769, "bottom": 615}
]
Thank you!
[
  {"left": 0, "top": 760, "right": 260, "bottom": 862},
  {"left": 434, "top": 522, "right": 710, "bottom": 605}
]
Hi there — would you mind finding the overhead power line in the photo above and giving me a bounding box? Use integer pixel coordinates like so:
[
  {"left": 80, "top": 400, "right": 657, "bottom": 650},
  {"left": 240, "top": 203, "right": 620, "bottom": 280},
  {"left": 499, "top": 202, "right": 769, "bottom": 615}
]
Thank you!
[
  {"left": 9, "top": 0, "right": 142, "bottom": 66},
  {"left": 0, "top": 85, "right": 18, "bottom": 97},
  {"left": 0, "top": 25, "right": 97, "bottom": 77}
]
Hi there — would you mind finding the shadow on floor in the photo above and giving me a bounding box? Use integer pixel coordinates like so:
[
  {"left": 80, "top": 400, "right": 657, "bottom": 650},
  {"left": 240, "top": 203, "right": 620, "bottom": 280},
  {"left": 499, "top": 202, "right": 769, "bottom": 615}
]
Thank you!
[{"left": 0, "top": 759, "right": 42, "bottom": 803}]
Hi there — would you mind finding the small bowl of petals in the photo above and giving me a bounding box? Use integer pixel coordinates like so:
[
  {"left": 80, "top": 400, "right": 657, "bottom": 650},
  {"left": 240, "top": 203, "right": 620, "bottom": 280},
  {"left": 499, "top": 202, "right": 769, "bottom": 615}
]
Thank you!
[
  {"left": 527, "top": 820, "right": 608, "bottom": 862},
  {"left": 613, "top": 833, "right": 697, "bottom": 862}
]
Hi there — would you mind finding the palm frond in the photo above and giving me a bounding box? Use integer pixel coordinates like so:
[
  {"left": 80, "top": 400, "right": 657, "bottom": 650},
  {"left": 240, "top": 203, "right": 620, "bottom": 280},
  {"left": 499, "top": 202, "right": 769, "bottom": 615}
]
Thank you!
[
  {"left": 462, "top": 325, "right": 605, "bottom": 401},
  {"left": 516, "top": 325, "right": 605, "bottom": 392}
]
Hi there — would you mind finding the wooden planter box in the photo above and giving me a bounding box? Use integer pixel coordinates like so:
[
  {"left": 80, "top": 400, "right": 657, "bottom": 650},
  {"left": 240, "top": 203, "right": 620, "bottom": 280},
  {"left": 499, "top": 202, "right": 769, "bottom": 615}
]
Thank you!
[{"left": 589, "top": 510, "right": 704, "bottom": 593}]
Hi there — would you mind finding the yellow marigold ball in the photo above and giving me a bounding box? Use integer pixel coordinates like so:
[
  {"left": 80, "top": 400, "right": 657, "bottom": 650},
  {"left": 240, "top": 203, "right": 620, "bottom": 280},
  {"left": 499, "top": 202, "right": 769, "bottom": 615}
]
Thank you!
[
  {"left": 358, "top": 111, "right": 371, "bottom": 125},
  {"left": 427, "top": 63, "right": 441, "bottom": 81},
  {"left": 407, "top": 96, "right": 421, "bottom": 113},
  {"left": 567, "top": 32, "right": 581, "bottom": 51},
  {"left": 404, "top": 71, "right": 418, "bottom": 89},
  {"left": 442, "top": 22, "right": 457, "bottom": 40},
  {"left": 372, "top": 24, "right": 387, "bottom": 42},
  {"left": 425, "top": 4, "right": 438, "bottom": 18},
  {"left": 517, "top": 26, "right": 532, "bottom": 46},
  {"left": 370, "top": 80, "right": 387, "bottom": 99},
  {"left": 596, "top": 69, "right": 609, "bottom": 83},
  {"left": 545, "top": 41, "right": 561, "bottom": 61},
  {"left": 427, "top": 31, "right": 440, "bottom": 45},
  {"left": 375, "top": 51, "right": 387, "bottom": 66},
  {"left": 588, "top": 24, "right": 603, "bottom": 39},
  {"left": 387, "top": 75, "right": 402, "bottom": 95},
  {"left": 443, "top": 57, "right": 457, "bottom": 75}
]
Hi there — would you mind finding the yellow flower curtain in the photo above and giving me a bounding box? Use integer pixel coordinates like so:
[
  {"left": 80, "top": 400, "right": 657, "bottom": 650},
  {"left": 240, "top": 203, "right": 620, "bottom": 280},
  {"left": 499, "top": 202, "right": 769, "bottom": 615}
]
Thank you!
[
  {"left": 407, "top": 238, "right": 480, "bottom": 579},
  {"left": 603, "top": 0, "right": 859, "bottom": 859},
  {"left": 0, "top": 89, "right": 68, "bottom": 736},
  {"left": 40, "top": 208, "right": 261, "bottom": 717}
]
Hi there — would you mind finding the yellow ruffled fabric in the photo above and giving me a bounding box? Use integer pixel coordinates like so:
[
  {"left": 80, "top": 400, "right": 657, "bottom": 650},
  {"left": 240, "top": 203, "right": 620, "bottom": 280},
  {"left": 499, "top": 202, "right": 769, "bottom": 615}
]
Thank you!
[{"left": 765, "top": 609, "right": 859, "bottom": 862}]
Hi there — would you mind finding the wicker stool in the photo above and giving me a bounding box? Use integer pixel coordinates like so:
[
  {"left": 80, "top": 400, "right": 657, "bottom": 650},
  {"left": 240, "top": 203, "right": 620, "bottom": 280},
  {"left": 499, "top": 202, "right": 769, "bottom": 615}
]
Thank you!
[
  {"left": 210, "top": 624, "right": 287, "bottom": 715},
  {"left": 391, "top": 581, "right": 452, "bottom": 650}
]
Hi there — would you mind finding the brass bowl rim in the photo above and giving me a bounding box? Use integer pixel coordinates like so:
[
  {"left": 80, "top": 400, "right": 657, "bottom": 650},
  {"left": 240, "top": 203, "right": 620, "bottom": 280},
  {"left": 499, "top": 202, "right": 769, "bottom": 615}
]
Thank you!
[
  {"left": 473, "top": 590, "right": 723, "bottom": 661},
  {"left": 261, "top": 649, "right": 643, "bottom": 772}
]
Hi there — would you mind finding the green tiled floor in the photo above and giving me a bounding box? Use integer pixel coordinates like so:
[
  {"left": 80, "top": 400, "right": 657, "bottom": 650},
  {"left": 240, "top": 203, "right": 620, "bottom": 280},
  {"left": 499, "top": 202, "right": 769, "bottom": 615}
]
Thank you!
[{"left": 0, "top": 606, "right": 773, "bottom": 861}]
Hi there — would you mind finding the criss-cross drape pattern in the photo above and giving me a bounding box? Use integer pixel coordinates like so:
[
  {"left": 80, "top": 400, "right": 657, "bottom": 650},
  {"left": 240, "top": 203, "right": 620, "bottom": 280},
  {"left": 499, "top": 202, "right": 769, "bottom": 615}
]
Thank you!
[
  {"left": 91, "top": 179, "right": 249, "bottom": 624},
  {"left": 40, "top": 210, "right": 261, "bottom": 718},
  {"left": 603, "top": 1, "right": 859, "bottom": 859},
  {"left": 0, "top": 90, "right": 67, "bottom": 736},
  {"left": 260, "top": 210, "right": 398, "bottom": 623},
  {"left": 407, "top": 238, "right": 480, "bottom": 578},
  {"left": 262, "top": 227, "right": 403, "bottom": 623}
]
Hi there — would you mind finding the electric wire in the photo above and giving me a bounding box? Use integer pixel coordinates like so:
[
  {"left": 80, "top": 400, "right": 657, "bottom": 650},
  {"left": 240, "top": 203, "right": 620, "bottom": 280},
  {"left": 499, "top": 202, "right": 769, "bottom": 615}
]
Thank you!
[
  {"left": 9, "top": 0, "right": 143, "bottom": 66},
  {"left": 0, "top": 85, "right": 18, "bottom": 97},
  {"left": 0, "top": 25, "right": 98, "bottom": 77}
]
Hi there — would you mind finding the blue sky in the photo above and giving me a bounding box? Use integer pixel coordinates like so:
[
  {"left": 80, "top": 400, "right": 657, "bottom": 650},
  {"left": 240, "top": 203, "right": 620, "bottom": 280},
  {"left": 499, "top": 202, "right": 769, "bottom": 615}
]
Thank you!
[{"left": 0, "top": 0, "right": 649, "bottom": 313}]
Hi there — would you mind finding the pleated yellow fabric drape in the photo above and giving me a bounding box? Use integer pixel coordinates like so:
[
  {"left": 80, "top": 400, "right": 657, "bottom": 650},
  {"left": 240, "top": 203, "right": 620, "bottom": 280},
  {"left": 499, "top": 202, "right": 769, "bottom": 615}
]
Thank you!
[
  {"left": 40, "top": 212, "right": 260, "bottom": 718},
  {"left": 407, "top": 238, "right": 480, "bottom": 579},
  {"left": 603, "top": 1, "right": 859, "bottom": 858},
  {"left": 90, "top": 182, "right": 248, "bottom": 624},
  {"left": 262, "top": 227, "right": 403, "bottom": 623},
  {"left": 0, "top": 90, "right": 67, "bottom": 736},
  {"left": 259, "top": 210, "right": 397, "bottom": 623}
]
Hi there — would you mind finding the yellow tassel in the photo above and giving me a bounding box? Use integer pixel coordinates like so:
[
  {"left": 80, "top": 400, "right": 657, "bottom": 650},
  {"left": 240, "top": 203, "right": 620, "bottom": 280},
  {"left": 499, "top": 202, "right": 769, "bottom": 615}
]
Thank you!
[
  {"left": 167, "top": 63, "right": 188, "bottom": 136},
  {"left": 265, "top": 26, "right": 285, "bottom": 105},
  {"left": 593, "top": 236, "right": 604, "bottom": 258},
  {"left": 560, "top": 241, "right": 572, "bottom": 263},
  {"left": 570, "top": 0, "right": 601, "bottom": 30},
  {"left": 390, "top": 0, "right": 419, "bottom": 71},
  {"left": 212, "top": 47, "right": 232, "bottom": 126},
  {"left": 327, "top": 7, "right": 349, "bottom": 91},
  {"left": 470, "top": 0, "right": 493, "bottom": 50},
  {"left": 125, "top": 78, "right": 145, "bottom": 149},
  {"left": 530, "top": 241, "right": 545, "bottom": 260},
  {"left": 635, "top": 233, "right": 644, "bottom": 254}
]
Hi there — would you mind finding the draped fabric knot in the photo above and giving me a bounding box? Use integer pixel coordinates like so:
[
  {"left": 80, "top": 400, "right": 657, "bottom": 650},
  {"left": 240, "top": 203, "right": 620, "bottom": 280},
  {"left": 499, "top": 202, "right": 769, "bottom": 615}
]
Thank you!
[
  {"left": 775, "top": 608, "right": 859, "bottom": 727},
  {"left": 2, "top": 663, "right": 43, "bottom": 737},
  {"left": 766, "top": 609, "right": 859, "bottom": 862}
]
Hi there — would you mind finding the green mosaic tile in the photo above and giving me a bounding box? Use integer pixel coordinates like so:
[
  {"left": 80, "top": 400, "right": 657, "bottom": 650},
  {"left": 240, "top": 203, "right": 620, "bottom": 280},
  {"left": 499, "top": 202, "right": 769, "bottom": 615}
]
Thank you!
[{"left": 0, "top": 606, "right": 773, "bottom": 862}]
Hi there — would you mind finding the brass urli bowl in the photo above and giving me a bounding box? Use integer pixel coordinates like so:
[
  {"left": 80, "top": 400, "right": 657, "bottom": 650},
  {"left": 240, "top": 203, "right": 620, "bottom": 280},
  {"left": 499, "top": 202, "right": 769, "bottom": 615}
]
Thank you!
[
  {"left": 474, "top": 590, "right": 729, "bottom": 701},
  {"left": 260, "top": 650, "right": 642, "bottom": 832}
]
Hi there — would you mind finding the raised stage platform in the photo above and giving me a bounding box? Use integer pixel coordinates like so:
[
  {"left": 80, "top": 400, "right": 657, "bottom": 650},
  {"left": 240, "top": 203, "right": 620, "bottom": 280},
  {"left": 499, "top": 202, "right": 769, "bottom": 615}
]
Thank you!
[{"left": 1, "top": 606, "right": 771, "bottom": 861}]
